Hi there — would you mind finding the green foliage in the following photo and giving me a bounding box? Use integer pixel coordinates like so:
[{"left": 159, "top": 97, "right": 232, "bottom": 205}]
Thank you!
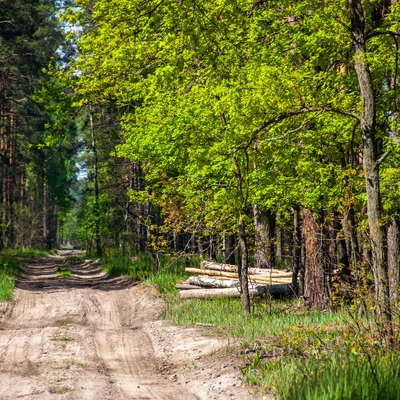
[
  {"left": 57, "top": 266, "right": 73, "bottom": 278},
  {"left": 277, "top": 351, "right": 400, "bottom": 400},
  {"left": 1, "top": 249, "right": 53, "bottom": 259},
  {"left": 102, "top": 251, "right": 189, "bottom": 290},
  {"left": 0, "top": 255, "right": 22, "bottom": 302},
  {"left": 165, "top": 294, "right": 400, "bottom": 397},
  {"left": 102, "top": 253, "right": 153, "bottom": 280}
]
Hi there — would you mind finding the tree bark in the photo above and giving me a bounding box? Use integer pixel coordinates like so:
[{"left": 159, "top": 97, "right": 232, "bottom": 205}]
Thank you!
[
  {"left": 223, "top": 233, "right": 236, "bottom": 264},
  {"left": 349, "top": 0, "right": 391, "bottom": 325},
  {"left": 238, "top": 217, "right": 251, "bottom": 315},
  {"left": 89, "top": 104, "right": 102, "bottom": 257},
  {"left": 253, "top": 205, "right": 275, "bottom": 269},
  {"left": 291, "top": 206, "right": 302, "bottom": 295},
  {"left": 302, "top": 208, "right": 331, "bottom": 310},
  {"left": 387, "top": 217, "right": 400, "bottom": 303}
]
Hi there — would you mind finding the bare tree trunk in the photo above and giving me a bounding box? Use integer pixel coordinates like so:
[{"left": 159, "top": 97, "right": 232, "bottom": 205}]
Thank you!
[
  {"left": 291, "top": 206, "right": 302, "bottom": 295},
  {"left": 387, "top": 217, "right": 400, "bottom": 303},
  {"left": 342, "top": 206, "right": 360, "bottom": 282},
  {"left": 253, "top": 205, "right": 275, "bottom": 269},
  {"left": 223, "top": 233, "right": 236, "bottom": 265},
  {"left": 120, "top": 163, "right": 135, "bottom": 256},
  {"left": 302, "top": 208, "right": 331, "bottom": 310},
  {"left": 349, "top": 0, "right": 391, "bottom": 325},
  {"left": 275, "top": 210, "right": 283, "bottom": 265},
  {"left": 42, "top": 167, "right": 51, "bottom": 250},
  {"left": 238, "top": 217, "right": 251, "bottom": 316},
  {"left": 89, "top": 104, "right": 102, "bottom": 257}
]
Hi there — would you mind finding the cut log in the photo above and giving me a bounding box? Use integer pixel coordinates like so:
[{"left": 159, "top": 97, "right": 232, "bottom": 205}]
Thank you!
[
  {"left": 201, "top": 260, "right": 238, "bottom": 273},
  {"left": 200, "top": 261, "right": 292, "bottom": 278},
  {"left": 185, "top": 267, "right": 238, "bottom": 279},
  {"left": 186, "top": 268, "right": 292, "bottom": 285},
  {"left": 252, "top": 284, "right": 292, "bottom": 296},
  {"left": 188, "top": 276, "right": 239, "bottom": 288},
  {"left": 176, "top": 283, "right": 203, "bottom": 290},
  {"left": 179, "top": 284, "right": 292, "bottom": 300},
  {"left": 179, "top": 288, "right": 242, "bottom": 300},
  {"left": 248, "top": 277, "right": 293, "bottom": 285}
]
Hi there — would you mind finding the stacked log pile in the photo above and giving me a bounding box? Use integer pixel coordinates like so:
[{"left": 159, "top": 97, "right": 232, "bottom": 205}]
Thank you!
[{"left": 178, "top": 260, "right": 293, "bottom": 300}]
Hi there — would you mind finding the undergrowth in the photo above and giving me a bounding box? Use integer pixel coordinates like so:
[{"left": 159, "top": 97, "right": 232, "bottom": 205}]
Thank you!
[
  {"left": 1, "top": 248, "right": 52, "bottom": 258},
  {"left": 101, "top": 251, "right": 195, "bottom": 292},
  {"left": 0, "top": 254, "right": 23, "bottom": 301},
  {"left": 94, "top": 250, "right": 400, "bottom": 398},
  {"left": 163, "top": 293, "right": 400, "bottom": 399},
  {"left": 0, "top": 248, "right": 55, "bottom": 301},
  {"left": 57, "top": 266, "right": 73, "bottom": 278}
]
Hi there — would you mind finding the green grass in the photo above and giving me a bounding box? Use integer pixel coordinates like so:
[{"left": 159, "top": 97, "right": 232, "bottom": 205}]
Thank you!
[
  {"left": 65, "top": 253, "right": 87, "bottom": 264},
  {"left": 0, "top": 254, "right": 23, "bottom": 301},
  {"left": 1, "top": 248, "right": 54, "bottom": 258},
  {"left": 102, "top": 253, "right": 154, "bottom": 279},
  {"left": 0, "top": 248, "right": 55, "bottom": 301},
  {"left": 101, "top": 251, "right": 193, "bottom": 286},
  {"left": 162, "top": 293, "right": 399, "bottom": 398},
  {"left": 93, "top": 249, "right": 400, "bottom": 398},
  {"left": 275, "top": 351, "right": 400, "bottom": 400},
  {"left": 57, "top": 266, "right": 73, "bottom": 278},
  {"left": 165, "top": 296, "right": 350, "bottom": 339}
]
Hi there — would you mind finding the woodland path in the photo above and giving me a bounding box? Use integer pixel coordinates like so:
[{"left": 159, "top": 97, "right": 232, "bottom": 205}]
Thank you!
[{"left": 0, "top": 251, "right": 265, "bottom": 400}]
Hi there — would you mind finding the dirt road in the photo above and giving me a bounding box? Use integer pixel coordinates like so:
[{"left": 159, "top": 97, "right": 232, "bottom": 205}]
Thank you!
[{"left": 0, "top": 251, "right": 264, "bottom": 400}]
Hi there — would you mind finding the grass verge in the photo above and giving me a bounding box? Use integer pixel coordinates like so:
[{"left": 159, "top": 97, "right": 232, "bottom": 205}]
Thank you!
[
  {"left": 98, "top": 251, "right": 400, "bottom": 398},
  {"left": 0, "top": 248, "right": 55, "bottom": 302},
  {"left": 0, "top": 254, "right": 23, "bottom": 301}
]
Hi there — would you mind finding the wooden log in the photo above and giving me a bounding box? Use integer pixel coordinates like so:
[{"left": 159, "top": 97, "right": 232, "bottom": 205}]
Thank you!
[
  {"left": 186, "top": 268, "right": 292, "bottom": 285},
  {"left": 185, "top": 267, "right": 238, "bottom": 279},
  {"left": 176, "top": 283, "right": 203, "bottom": 290},
  {"left": 179, "top": 284, "right": 292, "bottom": 300},
  {"left": 188, "top": 276, "right": 239, "bottom": 288},
  {"left": 200, "top": 261, "right": 292, "bottom": 278},
  {"left": 201, "top": 260, "right": 238, "bottom": 273},
  {"left": 248, "top": 277, "right": 293, "bottom": 284},
  {"left": 179, "top": 288, "right": 242, "bottom": 300},
  {"left": 196, "top": 274, "right": 292, "bottom": 285},
  {"left": 253, "top": 284, "right": 292, "bottom": 296}
]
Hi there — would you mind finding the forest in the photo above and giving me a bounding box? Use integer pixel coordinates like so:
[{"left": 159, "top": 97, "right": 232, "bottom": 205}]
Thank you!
[{"left": 2, "top": 0, "right": 400, "bottom": 398}]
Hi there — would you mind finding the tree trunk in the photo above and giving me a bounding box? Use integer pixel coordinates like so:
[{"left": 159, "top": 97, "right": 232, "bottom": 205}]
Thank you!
[
  {"left": 89, "top": 104, "right": 102, "bottom": 257},
  {"left": 120, "top": 163, "right": 135, "bottom": 256},
  {"left": 291, "top": 206, "right": 302, "bottom": 295},
  {"left": 42, "top": 162, "right": 54, "bottom": 250},
  {"left": 223, "top": 233, "right": 236, "bottom": 265},
  {"left": 342, "top": 206, "right": 360, "bottom": 282},
  {"left": 302, "top": 208, "right": 331, "bottom": 310},
  {"left": 238, "top": 217, "right": 251, "bottom": 315},
  {"left": 387, "top": 217, "right": 400, "bottom": 303},
  {"left": 349, "top": 0, "right": 391, "bottom": 325},
  {"left": 253, "top": 205, "right": 275, "bottom": 269}
]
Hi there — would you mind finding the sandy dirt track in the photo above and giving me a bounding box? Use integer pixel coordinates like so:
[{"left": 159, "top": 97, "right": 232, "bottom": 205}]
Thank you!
[{"left": 0, "top": 251, "right": 266, "bottom": 400}]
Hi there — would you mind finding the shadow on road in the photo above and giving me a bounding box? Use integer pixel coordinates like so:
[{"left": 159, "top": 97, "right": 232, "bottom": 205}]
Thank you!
[{"left": 16, "top": 251, "right": 137, "bottom": 292}]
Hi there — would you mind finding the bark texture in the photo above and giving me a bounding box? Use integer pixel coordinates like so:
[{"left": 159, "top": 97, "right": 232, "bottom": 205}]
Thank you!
[
  {"left": 302, "top": 208, "right": 331, "bottom": 310},
  {"left": 349, "top": 0, "right": 391, "bottom": 323}
]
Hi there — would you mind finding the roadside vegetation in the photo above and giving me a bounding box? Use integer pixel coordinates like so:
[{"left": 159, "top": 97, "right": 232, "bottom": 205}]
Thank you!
[
  {"left": 0, "top": 249, "right": 56, "bottom": 301},
  {"left": 93, "top": 252, "right": 400, "bottom": 399},
  {"left": 166, "top": 289, "right": 400, "bottom": 399}
]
